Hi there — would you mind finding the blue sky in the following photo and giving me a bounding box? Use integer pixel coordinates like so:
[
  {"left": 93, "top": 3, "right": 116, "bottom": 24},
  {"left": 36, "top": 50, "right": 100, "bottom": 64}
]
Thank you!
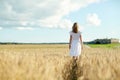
[{"left": 0, "top": 0, "right": 120, "bottom": 43}]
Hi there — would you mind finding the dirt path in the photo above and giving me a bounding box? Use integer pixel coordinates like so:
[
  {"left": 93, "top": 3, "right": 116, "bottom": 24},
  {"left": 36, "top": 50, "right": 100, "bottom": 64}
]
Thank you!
[
  {"left": 62, "top": 59, "right": 83, "bottom": 80},
  {"left": 70, "top": 60, "right": 78, "bottom": 80}
]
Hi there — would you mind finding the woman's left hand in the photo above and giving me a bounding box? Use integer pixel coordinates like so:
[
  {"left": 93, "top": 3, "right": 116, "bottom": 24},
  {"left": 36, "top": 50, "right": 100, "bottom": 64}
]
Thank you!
[{"left": 69, "top": 44, "right": 71, "bottom": 49}]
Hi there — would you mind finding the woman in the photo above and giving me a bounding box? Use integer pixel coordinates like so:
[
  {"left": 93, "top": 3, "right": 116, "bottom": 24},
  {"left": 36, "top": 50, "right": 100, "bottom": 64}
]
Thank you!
[{"left": 69, "top": 22, "right": 83, "bottom": 60}]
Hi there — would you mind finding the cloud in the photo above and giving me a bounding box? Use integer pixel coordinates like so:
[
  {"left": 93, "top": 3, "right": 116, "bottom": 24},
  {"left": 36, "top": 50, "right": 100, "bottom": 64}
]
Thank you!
[
  {"left": 0, "top": 27, "right": 3, "bottom": 30},
  {"left": 0, "top": 0, "right": 103, "bottom": 29},
  {"left": 16, "top": 27, "right": 34, "bottom": 30},
  {"left": 87, "top": 13, "right": 101, "bottom": 26}
]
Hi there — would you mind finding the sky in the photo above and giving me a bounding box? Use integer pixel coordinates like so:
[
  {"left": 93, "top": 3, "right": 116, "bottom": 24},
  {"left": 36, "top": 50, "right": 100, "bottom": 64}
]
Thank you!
[{"left": 0, "top": 0, "right": 120, "bottom": 43}]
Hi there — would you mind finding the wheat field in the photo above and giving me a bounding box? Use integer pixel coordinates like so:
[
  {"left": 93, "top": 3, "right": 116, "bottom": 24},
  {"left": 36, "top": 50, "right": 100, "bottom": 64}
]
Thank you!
[{"left": 0, "top": 44, "right": 120, "bottom": 80}]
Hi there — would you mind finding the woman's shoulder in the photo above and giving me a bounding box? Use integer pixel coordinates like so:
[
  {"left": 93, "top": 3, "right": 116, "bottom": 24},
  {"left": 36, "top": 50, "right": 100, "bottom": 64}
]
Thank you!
[
  {"left": 78, "top": 31, "right": 82, "bottom": 35},
  {"left": 69, "top": 31, "right": 72, "bottom": 33},
  {"left": 69, "top": 31, "right": 72, "bottom": 35},
  {"left": 69, "top": 31, "right": 82, "bottom": 34},
  {"left": 78, "top": 31, "right": 81, "bottom": 33}
]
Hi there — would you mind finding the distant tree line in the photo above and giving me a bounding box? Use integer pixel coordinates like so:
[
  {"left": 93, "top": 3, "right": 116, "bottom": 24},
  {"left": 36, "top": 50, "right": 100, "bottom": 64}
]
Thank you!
[
  {"left": 0, "top": 42, "right": 68, "bottom": 45},
  {"left": 0, "top": 38, "right": 119, "bottom": 45},
  {"left": 85, "top": 38, "right": 119, "bottom": 44}
]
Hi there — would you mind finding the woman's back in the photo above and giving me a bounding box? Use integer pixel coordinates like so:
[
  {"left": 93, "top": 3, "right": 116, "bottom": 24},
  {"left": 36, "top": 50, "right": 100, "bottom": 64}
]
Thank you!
[{"left": 70, "top": 31, "right": 81, "bottom": 41}]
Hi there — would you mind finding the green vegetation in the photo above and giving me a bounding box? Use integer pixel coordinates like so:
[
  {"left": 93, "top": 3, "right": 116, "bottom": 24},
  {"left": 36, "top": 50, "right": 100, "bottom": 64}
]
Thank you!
[{"left": 87, "top": 43, "right": 120, "bottom": 48}]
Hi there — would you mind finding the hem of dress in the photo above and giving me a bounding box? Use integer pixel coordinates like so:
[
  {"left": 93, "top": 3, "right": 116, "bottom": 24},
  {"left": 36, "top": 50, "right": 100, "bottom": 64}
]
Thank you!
[{"left": 69, "top": 54, "right": 81, "bottom": 57}]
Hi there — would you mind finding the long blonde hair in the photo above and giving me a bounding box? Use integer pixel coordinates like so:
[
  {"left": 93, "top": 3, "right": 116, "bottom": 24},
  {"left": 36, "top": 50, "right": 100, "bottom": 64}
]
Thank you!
[{"left": 72, "top": 22, "right": 78, "bottom": 33}]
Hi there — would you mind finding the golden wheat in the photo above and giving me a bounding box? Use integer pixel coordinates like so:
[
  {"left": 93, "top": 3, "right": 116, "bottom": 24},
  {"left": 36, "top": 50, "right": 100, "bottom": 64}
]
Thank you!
[{"left": 0, "top": 44, "right": 120, "bottom": 80}]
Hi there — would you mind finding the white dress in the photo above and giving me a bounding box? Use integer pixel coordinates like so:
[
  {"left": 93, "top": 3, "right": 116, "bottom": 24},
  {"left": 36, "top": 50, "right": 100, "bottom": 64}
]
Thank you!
[{"left": 69, "top": 31, "right": 82, "bottom": 56}]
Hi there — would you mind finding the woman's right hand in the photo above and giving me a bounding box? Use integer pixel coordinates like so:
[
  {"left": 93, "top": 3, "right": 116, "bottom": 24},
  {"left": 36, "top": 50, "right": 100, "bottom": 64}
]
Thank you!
[
  {"left": 81, "top": 44, "right": 83, "bottom": 50},
  {"left": 81, "top": 46, "right": 83, "bottom": 50}
]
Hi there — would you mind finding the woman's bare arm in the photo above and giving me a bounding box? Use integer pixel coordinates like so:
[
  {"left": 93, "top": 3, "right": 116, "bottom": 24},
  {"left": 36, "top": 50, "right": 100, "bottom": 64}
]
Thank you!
[
  {"left": 69, "top": 35, "right": 72, "bottom": 49},
  {"left": 80, "top": 34, "right": 83, "bottom": 49}
]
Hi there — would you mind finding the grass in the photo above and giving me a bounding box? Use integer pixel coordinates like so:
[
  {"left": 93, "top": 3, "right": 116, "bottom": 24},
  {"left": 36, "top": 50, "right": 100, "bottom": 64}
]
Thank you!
[
  {"left": 0, "top": 44, "right": 120, "bottom": 80},
  {"left": 87, "top": 43, "right": 120, "bottom": 48}
]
